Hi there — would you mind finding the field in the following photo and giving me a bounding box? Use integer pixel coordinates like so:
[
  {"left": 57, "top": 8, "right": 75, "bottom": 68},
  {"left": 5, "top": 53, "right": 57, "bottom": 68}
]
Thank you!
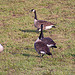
[{"left": 0, "top": 0, "right": 75, "bottom": 75}]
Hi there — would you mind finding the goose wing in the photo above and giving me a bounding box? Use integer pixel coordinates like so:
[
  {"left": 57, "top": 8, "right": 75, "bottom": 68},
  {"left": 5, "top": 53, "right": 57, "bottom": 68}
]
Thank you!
[
  {"left": 35, "top": 20, "right": 55, "bottom": 28},
  {"left": 41, "top": 37, "right": 56, "bottom": 45}
]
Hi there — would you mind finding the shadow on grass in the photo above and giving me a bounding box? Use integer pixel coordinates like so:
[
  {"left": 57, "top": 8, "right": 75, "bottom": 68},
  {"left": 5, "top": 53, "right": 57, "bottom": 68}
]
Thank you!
[
  {"left": 19, "top": 29, "right": 37, "bottom": 33},
  {"left": 24, "top": 48, "right": 35, "bottom": 51},
  {"left": 71, "top": 54, "right": 75, "bottom": 61},
  {"left": 19, "top": 29, "right": 47, "bottom": 33},
  {"left": 10, "top": 52, "right": 40, "bottom": 58},
  {"left": 71, "top": 54, "right": 75, "bottom": 57},
  {"left": 22, "top": 48, "right": 40, "bottom": 57},
  {"left": 22, "top": 53, "right": 40, "bottom": 57}
]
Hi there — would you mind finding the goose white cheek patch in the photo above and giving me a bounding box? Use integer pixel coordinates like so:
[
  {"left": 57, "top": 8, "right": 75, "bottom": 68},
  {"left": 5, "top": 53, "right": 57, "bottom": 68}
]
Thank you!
[{"left": 33, "top": 10, "right": 35, "bottom": 12}]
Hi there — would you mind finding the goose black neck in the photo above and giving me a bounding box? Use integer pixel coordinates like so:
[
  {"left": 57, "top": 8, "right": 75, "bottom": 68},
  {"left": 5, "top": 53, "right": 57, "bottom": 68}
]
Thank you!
[
  {"left": 41, "top": 24, "right": 44, "bottom": 38},
  {"left": 39, "top": 24, "right": 44, "bottom": 39},
  {"left": 34, "top": 11, "right": 37, "bottom": 20}
]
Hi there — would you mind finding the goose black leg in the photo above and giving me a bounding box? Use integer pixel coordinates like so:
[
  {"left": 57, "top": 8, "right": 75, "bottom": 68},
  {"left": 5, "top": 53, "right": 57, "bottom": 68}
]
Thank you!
[
  {"left": 39, "top": 54, "right": 43, "bottom": 61},
  {"left": 52, "top": 48, "right": 54, "bottom": 52},
  {"left": 42, "top": 54, "right": 44, "bottom": 57},
  {"left": 39, "top": 54, "right": 42, "bottom": 58}
]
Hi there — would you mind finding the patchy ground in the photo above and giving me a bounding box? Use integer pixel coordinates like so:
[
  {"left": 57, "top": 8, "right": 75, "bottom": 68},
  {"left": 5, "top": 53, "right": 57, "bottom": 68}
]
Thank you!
[{"left": 0, "top": 0, "right": 75, "bottom": 75}]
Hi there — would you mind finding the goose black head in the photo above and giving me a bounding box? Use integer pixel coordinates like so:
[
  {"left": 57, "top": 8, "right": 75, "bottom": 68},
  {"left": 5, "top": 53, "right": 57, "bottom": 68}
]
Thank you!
[{"left": 31, "top": 9, "right": 36, "bottom": 13}]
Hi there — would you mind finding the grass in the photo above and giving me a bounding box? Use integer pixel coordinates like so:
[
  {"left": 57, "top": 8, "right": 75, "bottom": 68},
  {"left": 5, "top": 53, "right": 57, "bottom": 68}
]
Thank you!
[{"left": 0, "top": 0, "right": 75, "bottom": 75}]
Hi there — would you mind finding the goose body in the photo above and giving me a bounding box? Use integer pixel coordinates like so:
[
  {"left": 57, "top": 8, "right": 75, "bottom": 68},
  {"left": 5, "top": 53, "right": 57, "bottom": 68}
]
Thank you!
[
  {"left": 34, "top": 41, "right": 52, "bottom": 57},
  {"left": 34, "top": 24, "right": 52, "bottom": 57},
  {"left": 31, "top": 9, "right": 56, "bottom": 31},
  {"left": 40, "top": 24, "right": 57, "bottom": 49},
  {"left": 0, "top": 44, "right": 3, "bottom": 53}
]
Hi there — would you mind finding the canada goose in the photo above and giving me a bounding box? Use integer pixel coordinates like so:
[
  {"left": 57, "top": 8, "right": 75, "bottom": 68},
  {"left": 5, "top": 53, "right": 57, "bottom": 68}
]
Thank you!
[
  {"left": 0, "top": 44, "right": 3, "bottom": 53},
  {"left": 31, "top": 9, "right": 56, "bottom": 31},
  {"left": 34, "top": 25, "right": 52, "bottom": 57},
  {"left": 40, "top": 24, "right": 57, "bottom": 49}
]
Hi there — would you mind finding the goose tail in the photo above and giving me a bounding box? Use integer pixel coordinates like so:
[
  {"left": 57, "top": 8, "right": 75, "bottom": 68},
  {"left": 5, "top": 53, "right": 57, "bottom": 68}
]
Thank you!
[
  {"left": 52, "top": 46, "right": 57, "bottom": 48},
  {"left": 47, "top": 52, "right": 52, "bottom": 55}
]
